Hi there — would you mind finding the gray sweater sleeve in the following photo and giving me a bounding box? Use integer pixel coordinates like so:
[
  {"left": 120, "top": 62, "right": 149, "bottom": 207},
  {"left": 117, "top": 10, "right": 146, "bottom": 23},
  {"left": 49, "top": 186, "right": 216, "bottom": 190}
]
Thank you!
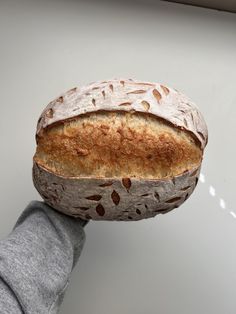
[{"left": 0, "top": 200, "right": 88, "bottom": 314}]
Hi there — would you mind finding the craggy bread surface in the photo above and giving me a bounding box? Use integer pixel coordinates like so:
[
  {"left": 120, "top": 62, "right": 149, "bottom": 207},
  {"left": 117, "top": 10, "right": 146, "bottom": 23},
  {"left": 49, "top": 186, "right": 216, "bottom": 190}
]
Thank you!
[{"left": 34, "top": 111, "right": 202, "bottom": 179}]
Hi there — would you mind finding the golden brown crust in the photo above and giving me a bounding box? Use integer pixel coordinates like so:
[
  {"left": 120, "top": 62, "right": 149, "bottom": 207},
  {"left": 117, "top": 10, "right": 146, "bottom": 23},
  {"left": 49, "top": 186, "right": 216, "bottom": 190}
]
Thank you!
[{"left": 34, "top": 111, "right": 202, "bottom": 179}]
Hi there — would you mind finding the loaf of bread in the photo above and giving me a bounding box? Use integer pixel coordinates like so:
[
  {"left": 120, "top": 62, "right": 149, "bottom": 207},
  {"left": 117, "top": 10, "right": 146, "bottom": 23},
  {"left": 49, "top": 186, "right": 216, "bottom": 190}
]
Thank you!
[{"left": 33, "top": 78, "right": 208, "bottom": 221}]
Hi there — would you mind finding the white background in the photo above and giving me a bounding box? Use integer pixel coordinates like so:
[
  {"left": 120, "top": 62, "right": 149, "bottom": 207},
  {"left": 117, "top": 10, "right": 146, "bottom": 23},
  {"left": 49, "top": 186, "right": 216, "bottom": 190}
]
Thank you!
[{"left": 0, "top": 0, "right": 236, "bottom": 313}]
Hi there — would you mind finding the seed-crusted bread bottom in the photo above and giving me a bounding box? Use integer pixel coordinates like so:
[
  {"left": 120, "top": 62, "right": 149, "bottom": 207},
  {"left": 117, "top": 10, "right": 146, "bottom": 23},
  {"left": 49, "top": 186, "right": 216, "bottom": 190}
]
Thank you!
[{"left": 34, "top": 110, "right": 202, "bottom": 179}]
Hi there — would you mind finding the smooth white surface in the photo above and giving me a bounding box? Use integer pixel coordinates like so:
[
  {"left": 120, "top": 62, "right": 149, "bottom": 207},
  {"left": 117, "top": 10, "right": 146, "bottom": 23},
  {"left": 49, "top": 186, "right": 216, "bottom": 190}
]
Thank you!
[
  {"left": 164, "top": 0, "right": 236, "bottom": 13},
  {"left": 0, "top": 0, "right": 236, "bottom": 313}
]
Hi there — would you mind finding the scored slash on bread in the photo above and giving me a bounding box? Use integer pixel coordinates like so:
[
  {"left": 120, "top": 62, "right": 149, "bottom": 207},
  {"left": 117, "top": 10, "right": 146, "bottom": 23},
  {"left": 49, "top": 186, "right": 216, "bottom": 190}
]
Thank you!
[{"left": 33, "top": 78, "right": 208, "bottom": 221}]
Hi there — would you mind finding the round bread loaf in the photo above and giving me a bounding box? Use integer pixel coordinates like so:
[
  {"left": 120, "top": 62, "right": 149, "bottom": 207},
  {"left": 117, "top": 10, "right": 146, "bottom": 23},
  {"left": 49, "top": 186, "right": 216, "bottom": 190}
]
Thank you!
[{"left": 32, "top": 78, "right": 208, "bottom": 221}]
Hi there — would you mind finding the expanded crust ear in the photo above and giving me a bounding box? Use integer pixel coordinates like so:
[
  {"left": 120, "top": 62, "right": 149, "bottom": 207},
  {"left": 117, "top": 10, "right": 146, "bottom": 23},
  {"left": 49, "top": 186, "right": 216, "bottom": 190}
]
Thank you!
[
  {"left": 36, "top": 78, "right": 208, "bottom": 149},
  {"left": 34, "top": 110, "right": 202, "bottom": 179}
]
